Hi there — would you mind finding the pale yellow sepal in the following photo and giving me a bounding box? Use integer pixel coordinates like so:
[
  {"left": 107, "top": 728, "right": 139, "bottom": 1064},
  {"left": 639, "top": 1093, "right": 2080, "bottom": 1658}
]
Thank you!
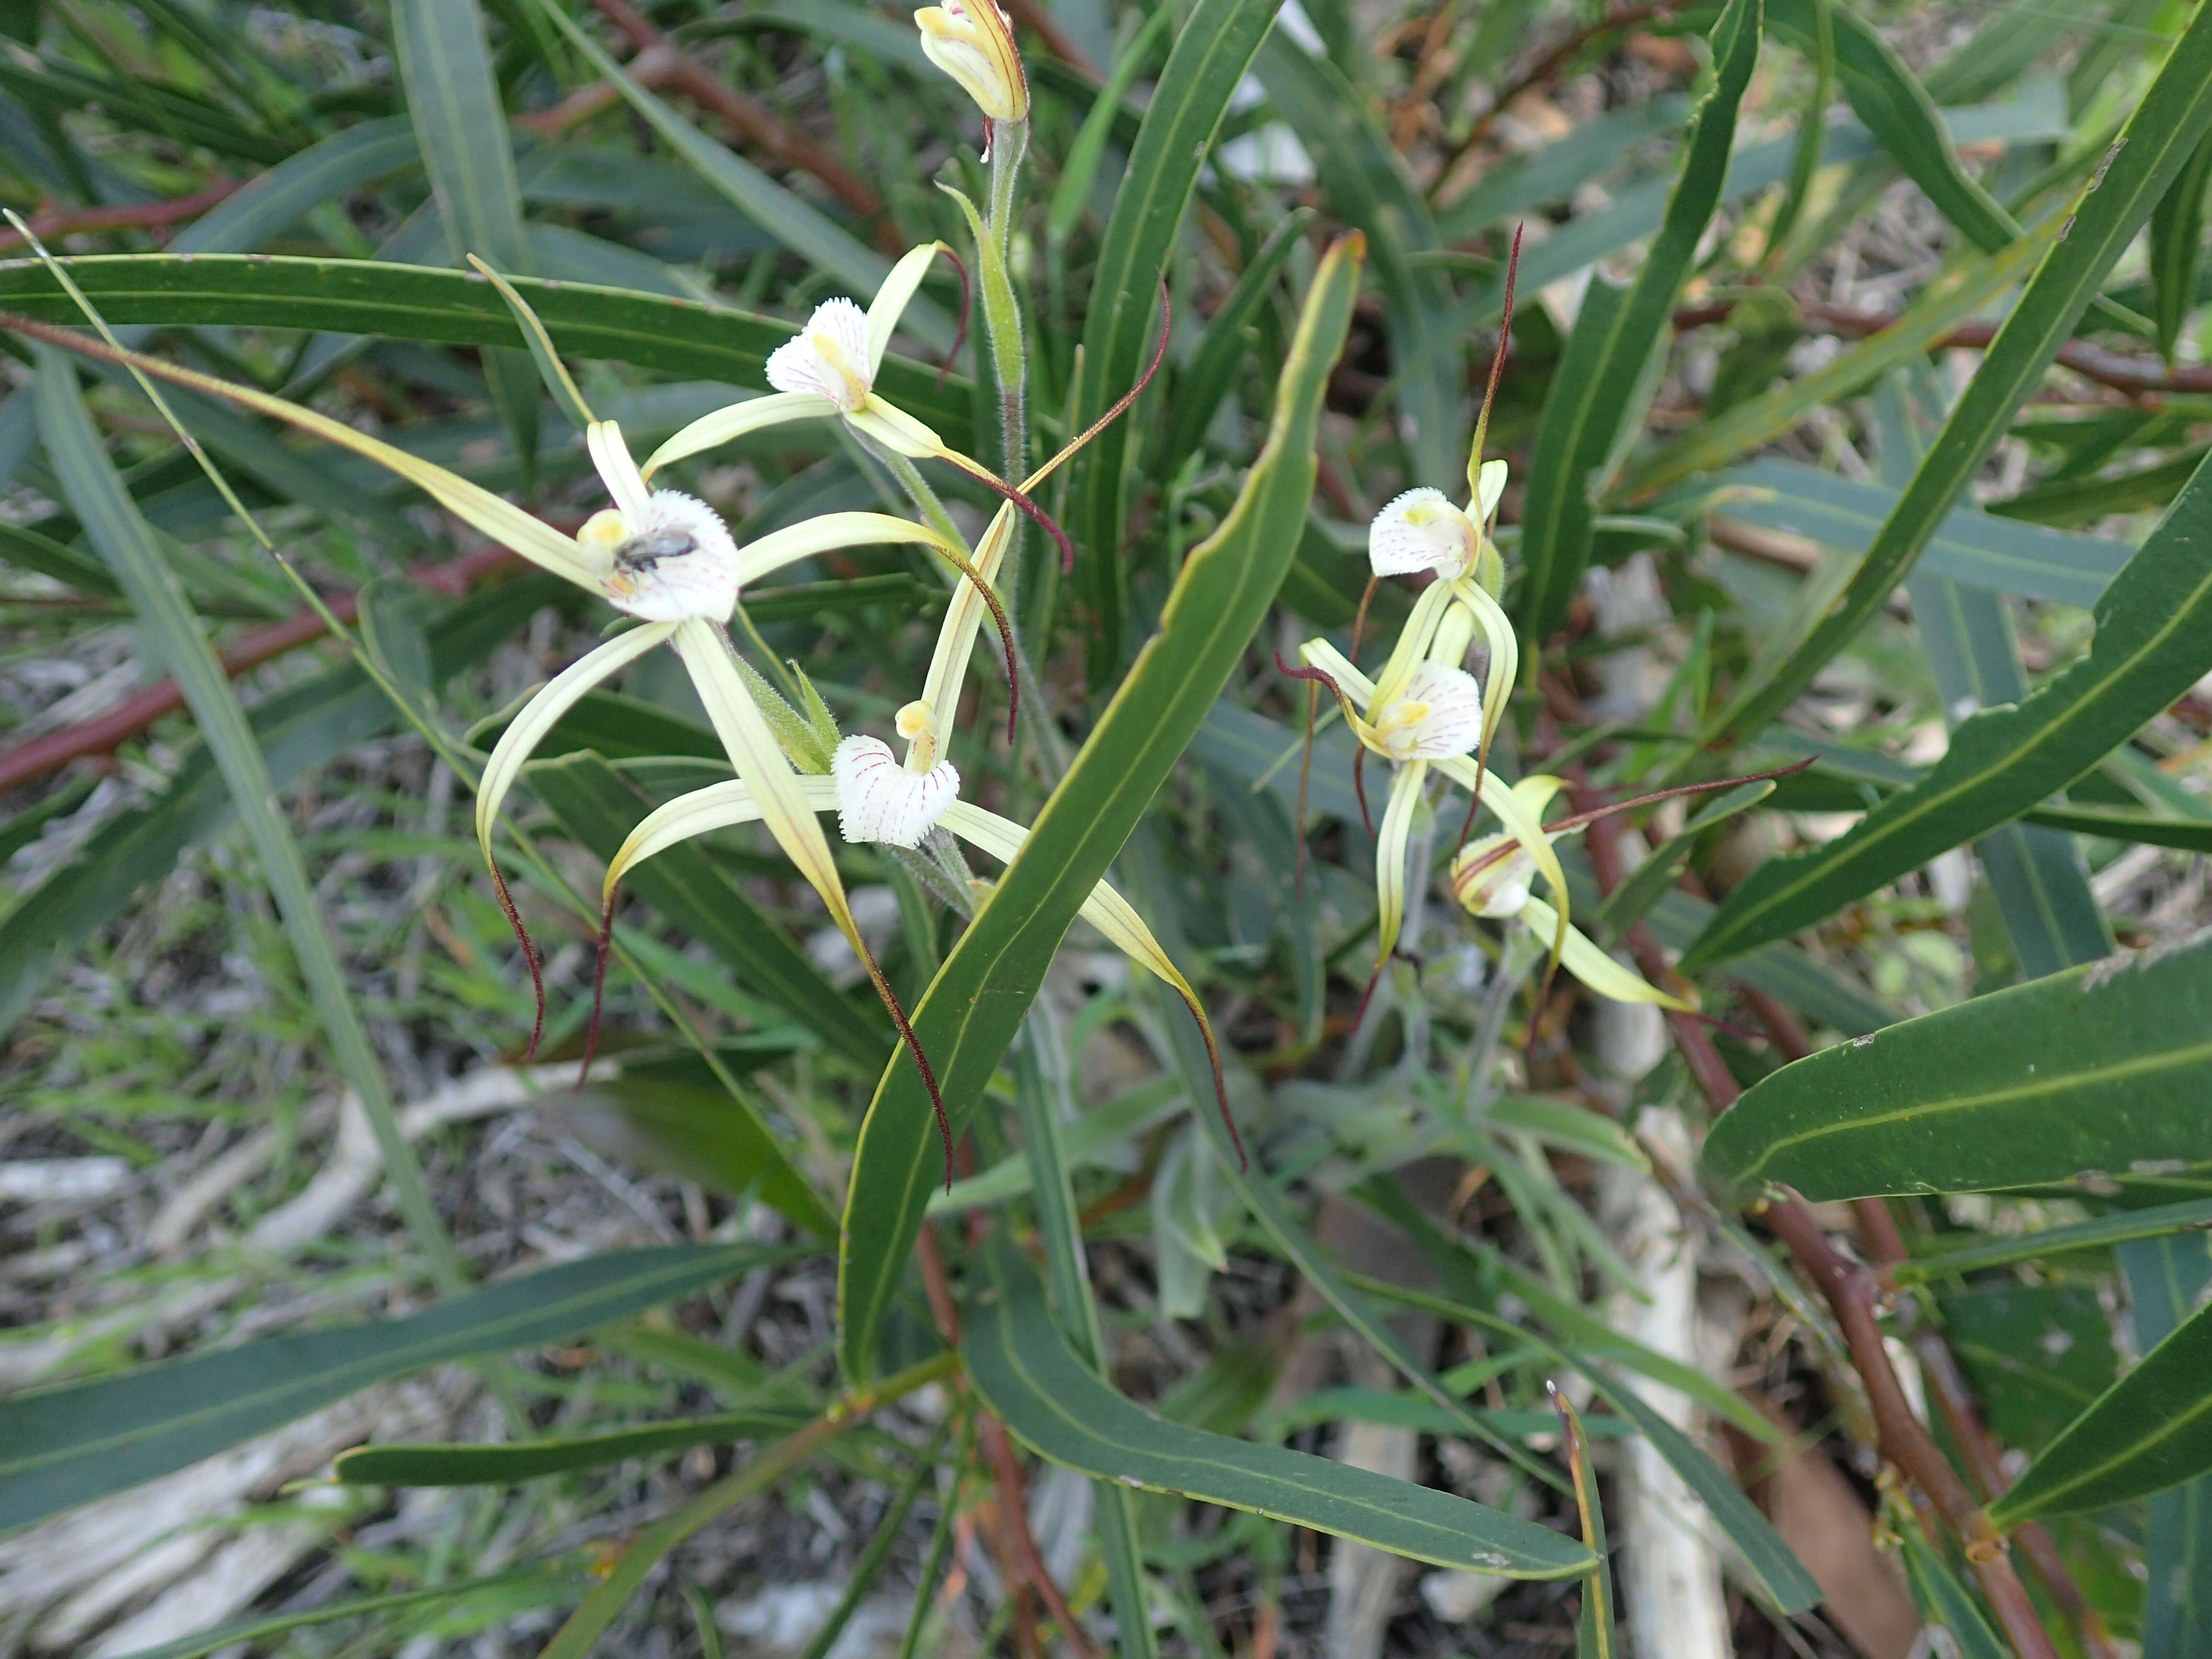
[
  {"left": 1521, "top": 897, "right": 1695, "bottom": 1011},
  {"left": 476, "top": 623, "right": 675, "bottom": 871},
  {"left": 644, "top": 392, "right": 840, "bottom": 480},
  {"left": 671, "top": 619, "right": 864, "bottom": 948},
  {"left": 733, "top": 511, "right": 962, "bottom": 587}
]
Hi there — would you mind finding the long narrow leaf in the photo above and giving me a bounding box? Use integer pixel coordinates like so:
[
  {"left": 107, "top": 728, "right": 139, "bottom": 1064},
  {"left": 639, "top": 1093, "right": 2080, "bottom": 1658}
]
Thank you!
[{"left": 1707, "top": 6, "right": 2212, "bottom": 745}]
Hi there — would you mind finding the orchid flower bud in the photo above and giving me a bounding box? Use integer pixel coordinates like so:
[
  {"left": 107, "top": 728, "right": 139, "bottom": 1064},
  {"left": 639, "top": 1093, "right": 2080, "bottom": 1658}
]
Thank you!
[
  {"left": 914, "top": 0, "right": 1028, "bottom": 121},
  {"left": 1451, "top": 833, "right": 1536, "bottom": 919}
]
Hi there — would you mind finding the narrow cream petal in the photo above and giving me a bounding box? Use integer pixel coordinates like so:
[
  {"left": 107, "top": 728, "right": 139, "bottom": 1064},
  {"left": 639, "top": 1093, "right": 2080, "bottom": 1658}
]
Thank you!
[
  {"left": 1523, "top": 898, "right": 1695, "bottom": 1010},
  {"left": 1460, "top": 580, "right": 1520, "bottom": 746},
  {"left": 867, "top": 242, "right": 945, "bottom": 375},
  {"left": 1297, "top": 638, "right": 1379, "bottom": 708},
  {"left": 607, "top": 775, "right": 842, "bottom": 895},
  {"left": 1369, "top": 579, "right": 1455, "bottom": 712},
  {"left": 672, "top": 619, "right": 858, "bottom": 938},
  {"left": 1473, "top": 458, "right": 1509, "bottom": 526},
  {"left": 642, "top": 392, "right": 838, "bottom": 480},
  {"left": 848, "top": 399, "right": 949, "bottom": 460},
  {"left": 587, "top": 422, "right": 651, "bottom": 518},
  {"left": 1512, "top": 774, "right": 1569, "bottom": 822},
  {"left": 916, "top": 506, "right": 1017, "bottom": 763},
  {"left": 476, "top": 623, "right": 675, "bottom": 864},
  {"left": 9, "top": 335, "right": 607, "bottom": 591},
  {"left": 1372, "top": 761, "right": 1426, "bottom": 966},
  {"left": 733, "top": 510, "right": 952, "bottom": 587}
]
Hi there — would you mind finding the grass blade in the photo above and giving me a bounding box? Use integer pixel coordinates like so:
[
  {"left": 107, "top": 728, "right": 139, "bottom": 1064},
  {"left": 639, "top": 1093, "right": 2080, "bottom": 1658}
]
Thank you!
[
  {"left": 334, "top": 1408, "right": 814, "bottom": 1487},
  {"left": 33, "top": 345, "right": 469, "bottom": 1297}
]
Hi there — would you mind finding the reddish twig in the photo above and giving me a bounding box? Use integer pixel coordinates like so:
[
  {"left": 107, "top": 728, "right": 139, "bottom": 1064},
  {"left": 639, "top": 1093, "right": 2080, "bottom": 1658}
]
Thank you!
[
  {"left": 977, "top": 1412, "right": 1106, "bottom": 1659},
  {"left": 1580, "top": 812, "right": 2062, "bottom": 1659},
  {"left": 581, "top": 0, "right": 893, "bottom": 243},
  {"left": 1740, "top": 988, "right": 2124, "bottom": 1659},
  {"left": 0, "top": 543, "right": 517, "bottom": 796},
  {"left": 1673, "top": 296, "right": 2212, "bottom": 399},
  {"left": 0, "top": 181, "right": 243, "bottom": 252}
]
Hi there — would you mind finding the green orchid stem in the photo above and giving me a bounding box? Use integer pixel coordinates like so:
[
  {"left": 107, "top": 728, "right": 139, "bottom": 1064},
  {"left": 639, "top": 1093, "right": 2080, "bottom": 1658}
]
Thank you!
[
  {"left": 986, "top": 116, "right": 1030, "bottom": 476},
  {"left": 1464, "top": 927, "right": 1542, "bottom": 1119}
]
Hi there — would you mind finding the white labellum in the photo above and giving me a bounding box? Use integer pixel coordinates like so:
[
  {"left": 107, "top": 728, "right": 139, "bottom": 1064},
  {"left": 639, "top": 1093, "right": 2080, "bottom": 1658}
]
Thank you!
[
  {"left": 1369, "top": 487, "right": 1477, "bottom": 577},
  {"left": 1373, "top": 661, "right": 1485, "bottom": 760},
  {"left": 766, "top": 298, "right": 875, "bottom": 411},
  {"left": 832, "top": 734, "right": 960, "bottom": 848}
]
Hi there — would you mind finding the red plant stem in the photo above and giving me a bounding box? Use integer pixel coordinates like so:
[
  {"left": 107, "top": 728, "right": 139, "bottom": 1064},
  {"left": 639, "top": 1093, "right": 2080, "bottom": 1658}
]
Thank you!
[
  {"left": 0, "top": 181, "right": 244, "bottom": 252},
  {"left": 0, "top": 543, "right": 516, "bottom": 796},
  {"left": 1580, "top": 811, "right": 2062, "bottom": 1659},
  {"left": 1672, "top": 297, "right": 2212, "bottom": 399},
  {"left": 1738, "top": 989, "right": 2124, "bottom": 1659},
  {"left": 580, "top": 0, "right": 893, "bottom": 243},
  {"left": 978, "top": 1412, "right": 1106, "bottom": 1659}
]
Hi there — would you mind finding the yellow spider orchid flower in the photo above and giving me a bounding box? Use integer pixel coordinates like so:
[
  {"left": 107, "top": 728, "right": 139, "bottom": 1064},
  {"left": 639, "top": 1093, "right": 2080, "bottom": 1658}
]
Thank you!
[
  {"left": 1449, "top": 777, "right": 1693, "bottom": 1011},
  {"left": 2, "top": 318, "right": 968, "bottom": 1115},
  {"left": 914, "top": 0, "right": 1028, "bottom": 123},
  {"left": 595, "top": 723, "right": 1245, "bottom": 1177},
  {"left": 1287, "top": 637, "right": 1569, "bottom": 989},
  {"left": 641, "top": 244, "right": 1074, "bottom": 573}
]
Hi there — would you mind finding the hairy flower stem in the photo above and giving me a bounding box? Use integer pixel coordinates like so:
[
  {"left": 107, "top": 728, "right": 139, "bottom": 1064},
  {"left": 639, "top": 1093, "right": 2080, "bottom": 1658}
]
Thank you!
[{"left": 986, "top": 117, "right": 1030, "bottom": 480}]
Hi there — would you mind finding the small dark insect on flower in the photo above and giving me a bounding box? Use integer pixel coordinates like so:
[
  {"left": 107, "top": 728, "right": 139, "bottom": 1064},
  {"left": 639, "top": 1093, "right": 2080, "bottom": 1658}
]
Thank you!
[{"left": 612, "top": 528, "right": 698, "bottom": 576}]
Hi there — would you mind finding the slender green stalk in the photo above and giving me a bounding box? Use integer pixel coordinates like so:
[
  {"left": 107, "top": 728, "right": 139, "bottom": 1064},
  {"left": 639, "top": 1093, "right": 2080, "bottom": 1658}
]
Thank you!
[
  {"left": 797, "top": 1417, "right": 954, "bottom": 1659},
  {"left": 986, "top": 117, "right": 1032, "bottom": 475}
]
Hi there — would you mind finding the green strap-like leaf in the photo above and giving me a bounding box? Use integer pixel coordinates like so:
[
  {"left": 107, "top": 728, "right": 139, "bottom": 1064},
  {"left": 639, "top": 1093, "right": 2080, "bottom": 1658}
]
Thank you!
[
  {"left": 0, "top": 1243, "right": 797, "bottom": 1532},
  {"left": 98, "top": 1570, "right": 577, "bottom": 1659},
  {"left": 1066, "top": 0, "right": 1278, "bottom": 683},
  {"left": 963, "top": 1240, "right": 1594, "bottom": 1578},
  {"left": 1707, "top": 4, "right": 2212, "bottom": 745},
  {"left": 392, "top": 0, "right": 541, "bottom": 476},
  {"left": 334, "top": 1407, "right": 813, "bottom": 1487},
  {"left": 1699, "top": 931, "right": 2212, "bottom": 1202},
  {"left": 835, "top": 234, "right": 1364, "bottom": 1384},
  {"left": 1990, "top": 1294, "right": 2212, "bottom": 1522},
  {"left": 0, "top": 255, "right": 971, "bottom": 444},
  {"left": 2149, "top": 129, "right": 2212, "bottom": 364},
  {"left": 1515, "top": 0, "right": 1761, "bottom": 638},
  {"left": 2124, "top": 1236, "right": 2212, "bottom": 1659},
  {"left": 1898, "top": 1522, "right": 2010, "bottom": 1659},
  {"left": 1686, "top": 448, "right": 2212, "bottom": 969}
]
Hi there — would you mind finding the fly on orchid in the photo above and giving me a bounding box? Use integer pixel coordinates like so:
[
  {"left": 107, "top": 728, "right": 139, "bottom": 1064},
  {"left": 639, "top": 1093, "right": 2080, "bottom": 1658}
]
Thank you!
[{"left": 0, "top": 299, "right": 1018, "bottom": 1168}]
